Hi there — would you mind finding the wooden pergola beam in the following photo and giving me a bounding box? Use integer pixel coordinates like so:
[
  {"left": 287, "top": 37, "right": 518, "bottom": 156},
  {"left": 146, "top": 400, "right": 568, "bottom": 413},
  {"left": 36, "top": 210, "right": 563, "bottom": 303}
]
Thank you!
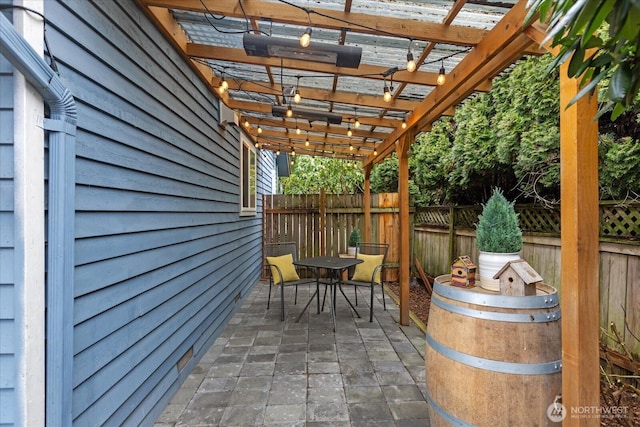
[
  {"left": 232, "top": 101, "right": 404, "bottom": 129},
  {"left": 559, "top": 63, "right": 600, "bottom": 426},
  {"left": 248, "top": 127, "right": 382, "bottom": 145},
  {"left": 397, "top": 129, "right": 414, "bottom": 326},
  {"left": 189, "top": 43, "right": 493, "bottom": 92},
  {"left": 144, "top": 0, "right": 489, "bottom": 46},
  {"left": 241, "top": 117, "right": 395, "bottom": 136}
]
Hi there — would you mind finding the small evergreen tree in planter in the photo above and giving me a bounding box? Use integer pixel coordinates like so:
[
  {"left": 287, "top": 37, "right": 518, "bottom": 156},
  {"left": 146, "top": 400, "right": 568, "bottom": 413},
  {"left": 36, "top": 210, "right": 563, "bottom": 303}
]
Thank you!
[
  {"left": 348, "top": 228, "right": 361, "bottom": 255},
  {"left": 475, "top": 188, "right": 523, "bottom": 291}
]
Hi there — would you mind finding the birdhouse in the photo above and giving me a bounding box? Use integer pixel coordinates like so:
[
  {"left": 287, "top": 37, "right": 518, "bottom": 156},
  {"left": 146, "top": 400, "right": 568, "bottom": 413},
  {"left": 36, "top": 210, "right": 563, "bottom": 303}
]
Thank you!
[
  {"left": 493, "top": 259, "right": 543, "bottom": 296},
  {"left": 451, "top": 256, "right": 476, "bottom": 288}
]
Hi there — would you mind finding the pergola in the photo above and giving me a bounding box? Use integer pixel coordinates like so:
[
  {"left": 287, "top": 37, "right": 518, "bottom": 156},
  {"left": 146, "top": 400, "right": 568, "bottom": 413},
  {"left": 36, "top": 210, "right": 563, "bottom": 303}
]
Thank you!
[{"left": 136, "top": 1, "right": 600, "bottom": 424}]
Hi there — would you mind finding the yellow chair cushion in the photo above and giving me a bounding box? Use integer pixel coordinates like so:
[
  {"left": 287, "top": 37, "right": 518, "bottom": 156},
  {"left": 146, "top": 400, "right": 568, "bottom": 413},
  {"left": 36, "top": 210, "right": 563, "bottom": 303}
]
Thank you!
[
  {"left": 267, "top": 254, "right": 300, "bottom": 283},
  {"left": 352, "top": 253, "right": 384, "bottom": 284}
]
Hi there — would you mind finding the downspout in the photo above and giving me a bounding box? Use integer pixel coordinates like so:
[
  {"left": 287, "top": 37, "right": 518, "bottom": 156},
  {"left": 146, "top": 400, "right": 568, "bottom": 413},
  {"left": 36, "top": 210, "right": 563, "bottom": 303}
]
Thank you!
[{"left": 0, "top": 12, "right": 76, "bottom": 427}]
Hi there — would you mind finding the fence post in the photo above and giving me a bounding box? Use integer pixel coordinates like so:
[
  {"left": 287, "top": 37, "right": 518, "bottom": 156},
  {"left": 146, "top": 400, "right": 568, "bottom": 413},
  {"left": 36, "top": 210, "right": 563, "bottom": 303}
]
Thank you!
[
  {"left": 320, "top": 189, "right": 326, "bottom": 256},
  {"left": 448, "top": 206, "right": 456, "bottom": 265}
]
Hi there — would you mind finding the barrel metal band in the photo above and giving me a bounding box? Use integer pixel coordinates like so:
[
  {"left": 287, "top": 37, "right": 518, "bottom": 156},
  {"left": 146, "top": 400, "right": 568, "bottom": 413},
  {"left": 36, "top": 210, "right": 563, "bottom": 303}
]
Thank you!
[
  {"left": 425, "top": 390, "right": 474, "bottom": 427},
  {"left": 431, "top": 293, "right": 561, "bottom": 323},
  {"left": 426, "top": 333, "right": 562, "bottom": 375},
  {"left": 434, "top": 281, "right": 559, "bottom": 309}
]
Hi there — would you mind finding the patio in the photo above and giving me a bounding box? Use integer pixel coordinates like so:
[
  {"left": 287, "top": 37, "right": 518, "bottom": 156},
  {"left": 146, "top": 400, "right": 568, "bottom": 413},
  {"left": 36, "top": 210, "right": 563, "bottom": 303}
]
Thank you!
[{"left": 153, "top": 282, "right": 429, "bottom": 426}]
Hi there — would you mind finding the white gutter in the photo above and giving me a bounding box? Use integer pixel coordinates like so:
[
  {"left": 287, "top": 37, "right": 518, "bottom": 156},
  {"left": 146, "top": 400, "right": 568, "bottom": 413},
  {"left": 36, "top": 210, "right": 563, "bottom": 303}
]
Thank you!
[{"left": 0, "top": 10, "right": 76, "bottom": 427}]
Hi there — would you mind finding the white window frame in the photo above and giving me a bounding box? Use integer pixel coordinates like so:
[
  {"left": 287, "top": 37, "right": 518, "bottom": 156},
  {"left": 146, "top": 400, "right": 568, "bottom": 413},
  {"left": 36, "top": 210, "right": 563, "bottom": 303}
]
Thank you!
[{"left": 240, "top": 135, "right": 257, "bottom": 215}]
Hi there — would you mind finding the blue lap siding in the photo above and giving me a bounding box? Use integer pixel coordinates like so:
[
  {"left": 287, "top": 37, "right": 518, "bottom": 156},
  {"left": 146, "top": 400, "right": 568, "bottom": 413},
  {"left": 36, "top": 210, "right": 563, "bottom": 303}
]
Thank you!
[
  {"left": 0, "top": 0, "right": 276, "bottom": 425},
  {"left": 0, "top": 3, "right": 16, "bottom": 424}
]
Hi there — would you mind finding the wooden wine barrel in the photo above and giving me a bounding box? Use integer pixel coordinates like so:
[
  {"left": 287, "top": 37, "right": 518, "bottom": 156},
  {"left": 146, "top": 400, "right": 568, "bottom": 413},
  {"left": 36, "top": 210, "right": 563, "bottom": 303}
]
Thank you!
[{"left": 425, "top": 275, "right": 562, "bottom": 426}]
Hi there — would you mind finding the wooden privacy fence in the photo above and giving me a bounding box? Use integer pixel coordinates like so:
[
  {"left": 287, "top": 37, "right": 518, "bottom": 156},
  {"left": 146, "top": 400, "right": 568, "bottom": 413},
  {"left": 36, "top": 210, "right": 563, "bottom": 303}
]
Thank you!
[
  {"left": 263, "top": 192, "right": 406, "bottom": 280},
  {"left": 413, "top": 202, "right": 640, "bottom": 364},
  {"left": 262, "top": 195, "right": 639, "bottom": 365}
]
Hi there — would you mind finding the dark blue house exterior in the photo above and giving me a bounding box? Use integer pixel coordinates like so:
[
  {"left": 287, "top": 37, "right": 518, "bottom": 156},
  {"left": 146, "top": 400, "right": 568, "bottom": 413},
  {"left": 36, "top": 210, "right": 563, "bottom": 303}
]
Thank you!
[{"left": 0, "top": 1, "right": 274, "bottom": 425}]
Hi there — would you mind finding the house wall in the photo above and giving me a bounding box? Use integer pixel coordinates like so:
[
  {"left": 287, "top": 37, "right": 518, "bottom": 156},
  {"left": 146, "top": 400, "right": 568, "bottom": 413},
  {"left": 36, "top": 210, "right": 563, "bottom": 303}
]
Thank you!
[
  {"left": 1, "top": 0, "right": 276, "bottom": 425},
  {"left": 0, "top": 8, "right": 17, "bottom": 427}
]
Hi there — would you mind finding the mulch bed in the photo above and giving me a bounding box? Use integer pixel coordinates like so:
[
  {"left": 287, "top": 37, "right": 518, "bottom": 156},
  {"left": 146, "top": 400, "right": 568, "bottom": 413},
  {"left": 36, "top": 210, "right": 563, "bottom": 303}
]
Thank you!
[
  {"left": 384, "top": 280, "right": 432, "bottom": 331},
  {"left": 384, "top": 280, "right": 640, "bottom": 427}
]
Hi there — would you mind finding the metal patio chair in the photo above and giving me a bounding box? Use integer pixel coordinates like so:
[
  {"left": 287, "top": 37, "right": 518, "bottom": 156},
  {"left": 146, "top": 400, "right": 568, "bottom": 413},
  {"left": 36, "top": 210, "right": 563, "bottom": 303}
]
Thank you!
[
  {"left": 339, "top": 242, "right": 389, "bottom": 322},
  {"left": 264, "top": 242, "right": 315, "bottom": 321}
]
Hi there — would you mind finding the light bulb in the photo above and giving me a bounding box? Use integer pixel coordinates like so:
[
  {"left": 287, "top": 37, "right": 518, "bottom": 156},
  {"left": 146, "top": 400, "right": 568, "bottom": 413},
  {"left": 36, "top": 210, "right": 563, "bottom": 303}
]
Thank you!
[
  {"left": 276, "top": 149, "right": 280, "bottom": 156},
  {"left": 354, "top": 118, "right": 360, "bottom": 128},
  {"left": 243, "top": 119, "right": 250, "bottom": 128},
  {"left": 437, "top": 65, "right": 446, "bottom": 85},
  {"left": 383, "top": 86, "right": 392, "bottom": 102},
  {"left": 257, "top": 125, "right": 262, "bottom": 134},
  {"left": 349, "top": 144, "right": 354, "bottom": 151},
  {"left": 300, "top": 27, "right": 312, "bottom": 47},
  {"left": 255, "top": 142, "right": 260, "bottom": 148},
  {"left": 373, "top": 149, "right": 378, "bottom": 156},
  {"left": 401, "top": 118, "right": 407, "bottom": 129},
  {"left": 296, "top": 126, "right": 301, "bottom": 135},
  {"left": 294, "top": 89, "right": 301, "bottom": 103},
  {"left": 218, "top": 78, "right": 228, "bottom": 93},
  {"left": 406, "top": 52, "right": 416, "bottom": 72},
  {"left": 305, "top": 139, "right": 309, "bottom": 146},
  {"left": 286, "top": 105, "right": 293, "bottom": 117},
  {"left": 291, "top": 149, "right": 296, "bottom": 156},
  {"left": 347, "top": 127, "right": 352, "bottom": 137}
]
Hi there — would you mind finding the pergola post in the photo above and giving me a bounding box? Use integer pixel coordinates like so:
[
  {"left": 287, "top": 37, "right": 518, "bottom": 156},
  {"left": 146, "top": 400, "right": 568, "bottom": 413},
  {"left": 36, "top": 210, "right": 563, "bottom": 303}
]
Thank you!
[
  {"left": 397, "top": 132, "right": 413, "bottom": 326},
  {"left": 363, "top": 164, "right": 372, "bottom": 243},
  {"left": 559, "top": 63, "right": 600, "bottom": 425}
]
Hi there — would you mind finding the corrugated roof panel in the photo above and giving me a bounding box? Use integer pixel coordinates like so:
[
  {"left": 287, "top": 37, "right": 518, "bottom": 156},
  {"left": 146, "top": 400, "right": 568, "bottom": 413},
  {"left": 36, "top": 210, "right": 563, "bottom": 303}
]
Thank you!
[{"left": 159, "top": 0, "right": 525, "bottom": 158}]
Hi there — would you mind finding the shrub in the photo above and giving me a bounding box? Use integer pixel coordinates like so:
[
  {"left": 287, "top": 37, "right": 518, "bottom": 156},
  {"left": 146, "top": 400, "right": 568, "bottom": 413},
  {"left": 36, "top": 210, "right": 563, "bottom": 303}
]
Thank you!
[
  {"left": 348, "top": 228, "right": 361, "bottom": 247},
  {"left": 475, "top": 188, "right": 523, "bottom": 252}
]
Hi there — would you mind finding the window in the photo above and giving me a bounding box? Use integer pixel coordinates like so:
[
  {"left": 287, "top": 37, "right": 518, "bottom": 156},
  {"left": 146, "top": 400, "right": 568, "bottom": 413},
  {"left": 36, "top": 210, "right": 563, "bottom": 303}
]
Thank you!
[{"left": 240, "top": 137, "right": 257, "bottom": 215}]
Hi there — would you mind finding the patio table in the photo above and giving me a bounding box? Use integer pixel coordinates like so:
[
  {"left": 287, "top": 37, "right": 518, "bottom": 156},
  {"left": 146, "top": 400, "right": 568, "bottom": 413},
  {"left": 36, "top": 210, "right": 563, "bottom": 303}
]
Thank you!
[{"left": 293, "top": 256, "right": 363, "bottom": 331}]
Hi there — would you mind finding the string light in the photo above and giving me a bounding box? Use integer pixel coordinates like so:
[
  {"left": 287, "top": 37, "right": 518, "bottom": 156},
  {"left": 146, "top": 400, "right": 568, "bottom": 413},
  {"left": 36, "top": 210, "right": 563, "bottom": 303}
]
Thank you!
[
  {"left": 305, "top": 131, "right": 310, "bottom": 146},
  {"left": 347, "top": 126, "right": 353, "bottom": 137},
  {"left": 294, "top": 77, "right": 301, "bottom": 103},
  {"left": 353, "top": 108, "right": 360, "bottom": 128},
  {"left": 257, "top": 124, "right": 263, "bottom": 134},
  {"left": 243, "top": 118, "right": 250, "bottom": 128},
  {"left": 381, "top": 68, "right": 397, "bottom": 102},
  {"left": 296, "top": 125, "right": 301, "bottom": 135},
  {"left": 437, "top": 60, "right": 446, "bottom": 85},
  {"left": 383, "top": 84, "right": 392, "bottom": 102},
  {"left": 218, "top": 73, "right": 228, "bottom": 93},
  {"left": 300, "top": 27, "right": 312, "bottom": 47},
  {"left": 300, "top": 10, "right": 312, "bottom": 47},
  {"left": 401, "top": 117, "right": 407, "bottom": 129},
  {"left": 286, "top": 104, "right": 293, "bottom": 117},
  {"left": 406, "top": 40, "right": 416, "bottom": 72}
]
